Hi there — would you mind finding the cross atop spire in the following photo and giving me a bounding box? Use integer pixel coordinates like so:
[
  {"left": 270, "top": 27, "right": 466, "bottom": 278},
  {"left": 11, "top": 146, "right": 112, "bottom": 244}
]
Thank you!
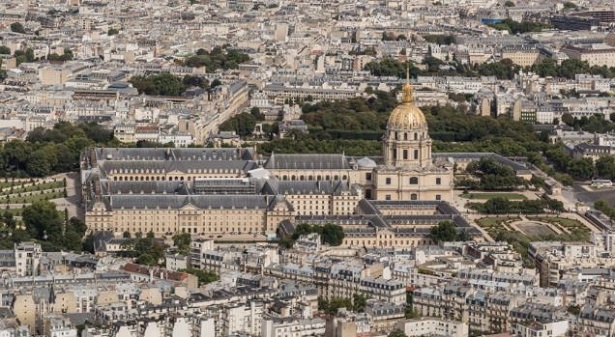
[{"left": 402, "top": 63, "right": 414, "bottom": 103}]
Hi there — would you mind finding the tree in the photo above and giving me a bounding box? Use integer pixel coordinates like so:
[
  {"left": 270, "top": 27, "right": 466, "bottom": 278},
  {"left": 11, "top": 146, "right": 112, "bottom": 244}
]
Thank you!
[
  {"left": 596, "top": 156, "right": 615, "bottom": 180},
  {"left": 172, "top": 232, "right": 191, "bottom": 255},
  {"left": 26, "top": 150, "right": 53, "bottom": 177},
  {"left": 388, "top": 329, "right": 408, "bottom": 337},
  {"left": 321, "top": 224, "right": 345, "bottom": 246},
  {"left": 568, "top": 158, "right": 595, "bottom": 180},
  {"left": 0, "top": 46, "right": 10, "bottom": 55},
  {"left": 10, "top": 22, "right": 25, "bottom": 34},
  {"left": 250, "top": 107, "right": 264, "bottom": 120},
  {"left": 563, "top": 1, "right": 577, "bottom": 10},
  {"left": 181, "top": 268, "right": 218, "bottom": 286},
  {"left": 2, "top": 211, "right": 15, "bottom": 230},
  {"left": 218, "top": 112, "right": 257, "bottom": 137},
  {"left": 182, "top": 75, "right": 208, "bottom": 89},
  {"left": 429, "top": 221, "right": 458, "bottom": 243},
  {"left": 504, "top": 0, "right": 515, "bottom": 6},
  {"left": 22, "top": 201, "right": 63, "bottom": 242},
  {"left": 107, "top": 28, "right": 119, "bottom": 36},
  {"left": 210, "top": 79, "right": 222, "bottom": 88},
  {"left": 128, "top": 73, "right": 186, "bottom": 96}
]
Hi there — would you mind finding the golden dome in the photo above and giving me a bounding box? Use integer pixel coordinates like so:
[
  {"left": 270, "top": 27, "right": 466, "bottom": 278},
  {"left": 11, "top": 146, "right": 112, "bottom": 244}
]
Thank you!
[{"left": 386, "top": 81, "right": 428, "bottom": 130}]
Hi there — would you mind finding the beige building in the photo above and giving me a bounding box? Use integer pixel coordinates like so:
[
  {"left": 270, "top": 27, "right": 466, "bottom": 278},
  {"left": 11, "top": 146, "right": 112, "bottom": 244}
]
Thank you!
[
  {"left": 501, "top": 47, "right": 541, "bottom": 67},
  {"left": 562, "top": 44, "right": 615, "bottom": 67},
  {"left": 82, "top": 79, "right": 455, "bottom": 242}
]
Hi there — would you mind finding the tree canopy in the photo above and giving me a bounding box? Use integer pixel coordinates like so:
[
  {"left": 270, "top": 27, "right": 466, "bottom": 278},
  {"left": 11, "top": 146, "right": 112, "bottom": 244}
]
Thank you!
[
  {"left": 21, "top": 201, "right": 87, "bottom": 252},
  {"left": 10, "top": 22, "right": 25, "bottom": 34},
  {"left": 218, "top": 112, "right": 257, "bottom": 137},
  {"left": 429, "top": 221, "right": 466, "bottom": 244},
  {"left": 128, "top": 73, "right": 187, "bottom": 96},
  {"left": 183, "top": 47, "right": 250, "bottom": 72},
  {"left": 486, "top": 19, "right": 550, "bottom": 34},
  {"left": 280, "top": 223, "right": 345, "bottom": 248},
  {"left": 1, "top": 122, "right": 116, "bottom": 177}
]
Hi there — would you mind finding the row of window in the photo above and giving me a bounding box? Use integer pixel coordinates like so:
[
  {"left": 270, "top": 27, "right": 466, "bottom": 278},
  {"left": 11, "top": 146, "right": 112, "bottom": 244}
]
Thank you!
[
  {"left": 384, "top": 194, "right": 441, "bottom": 201},
  {"left": 280, "top": 174, "right": 347, "bottom": 181},
  {"left": 385, "top": 177, "right": 442, "bottom": 185}
]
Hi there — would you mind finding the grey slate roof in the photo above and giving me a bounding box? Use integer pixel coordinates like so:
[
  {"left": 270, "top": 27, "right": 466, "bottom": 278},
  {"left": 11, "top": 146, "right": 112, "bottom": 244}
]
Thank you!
[
  {"left": 107, "top": 195, "right": 269, "bottom": 210},
  {"left": 102, "top": 181, "right": 189, "bottom": 195},
  {"left": 262, "top": 180, "right": 351, "bottom": 195},
  {"left": 94, "top": 147, "right": 255, "bottom": 161},
  {"left": 264, "top": 153, "right": 350, "bottom": 170}
]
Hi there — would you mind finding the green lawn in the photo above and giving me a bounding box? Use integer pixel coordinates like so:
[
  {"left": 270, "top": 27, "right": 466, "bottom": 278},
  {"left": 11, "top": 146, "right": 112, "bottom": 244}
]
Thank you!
[
  {"left": 4, "top": 191, "right": 64, "bottom": 204},
  {"left": 1, "top": 181, "right": 64, "bottom": 195},
  {"left": 462, "top": 192, "right": 527, "bottom": 200},
  {"left": 476, "top": 216, "right": 590, "bottom": 267}
]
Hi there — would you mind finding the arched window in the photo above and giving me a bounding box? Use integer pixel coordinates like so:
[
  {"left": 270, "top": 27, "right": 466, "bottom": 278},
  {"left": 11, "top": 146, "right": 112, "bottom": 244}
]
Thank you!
[
  {"left": 411, "top": 194, "right": 418, "bottom": 200},
  {"left": 291, "top": 175, "right": 296, "bottom": 181},
  {"left": 410, "top": 177, "right": 418, "bottom": 184}
]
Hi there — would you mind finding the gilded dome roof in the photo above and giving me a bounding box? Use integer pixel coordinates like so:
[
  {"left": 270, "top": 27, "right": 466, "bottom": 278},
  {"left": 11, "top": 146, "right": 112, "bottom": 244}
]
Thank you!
[{"left": 387, "top": 81, "right": 428, "bottom": 130}]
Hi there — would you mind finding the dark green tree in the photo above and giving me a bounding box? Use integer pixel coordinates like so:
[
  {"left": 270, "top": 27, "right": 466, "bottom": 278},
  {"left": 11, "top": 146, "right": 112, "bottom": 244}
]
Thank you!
[
  {"left": 388, "top": 329, "right": 408, "bottom": 337},
  {"left": 429, "top": 221, "right": 458, "bottom": 243},
  {"left": 10, "top": 22, "right": 25, "bottom": 34},
  {"left": 172, "top": 232, "right": 191, "bottom": 255},
  {"left": 22, "top": 201, "right": 63, "bottom": 242}
]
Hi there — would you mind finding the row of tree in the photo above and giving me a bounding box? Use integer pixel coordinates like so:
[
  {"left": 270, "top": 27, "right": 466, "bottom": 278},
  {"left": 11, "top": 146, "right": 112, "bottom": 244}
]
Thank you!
[
  {"left": 456, "top": 158, "right": 526, "bottom": 191},
  {"left": 531, "top": 58, "right": 615, "bottom": 80},
  {"left": 486, "top": 19, "right": 550, "bottom": 34},
  {"left": 363, "top": 57, "right": 524, "bottom": 80},
  {"left": 366, "top": 56, "right": 615, "bottom": 83},
  {"left": 469, "top": 197, "right": 565, "bottom": 214}
]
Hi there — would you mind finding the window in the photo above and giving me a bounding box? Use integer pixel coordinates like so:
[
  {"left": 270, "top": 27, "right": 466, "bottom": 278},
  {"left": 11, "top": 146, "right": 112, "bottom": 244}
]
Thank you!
[
  {"left": 410, "top": 177, "right": 418, "bottom": 184},
  {"left": 403, "top": 150, "right": 408, "bottom": 159},
  {"left": 385, "top": 195, "right": 391, "bottom": 200},
  {"left": 411, "top": 194, "right": 418, "bottom": 200},
  {"left": 404, "top": 133, "right": 408, "bottom": 140},
  {"left": 414, "top": 132, "right": 418, "bottom": 140},
  {"left": 414, "top": 150, "right": 419, "bottom": 159},
  {"left": 436, "top": 177, "right": 441, "bottom": 185},
  {"left": 436, "top": 195, "right": 441, "bottom": 201},
  {"left": 385, "top": 178, "right": 391, "bottom": 185}
]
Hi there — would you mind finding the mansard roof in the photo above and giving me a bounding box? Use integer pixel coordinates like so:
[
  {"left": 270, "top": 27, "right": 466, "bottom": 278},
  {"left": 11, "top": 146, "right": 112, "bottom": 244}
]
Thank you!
[{"left": 264, "top": 153, "right": 350, "bottom": 170}]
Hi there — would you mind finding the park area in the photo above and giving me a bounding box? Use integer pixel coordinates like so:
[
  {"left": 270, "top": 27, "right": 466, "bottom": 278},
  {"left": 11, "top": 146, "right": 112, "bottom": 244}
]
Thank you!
[
  {"left": 0, "top": 178, "right": 66, "bottom": 220},
  {"left": 475, "top": 216, "right": 591, "bottom": 267}
]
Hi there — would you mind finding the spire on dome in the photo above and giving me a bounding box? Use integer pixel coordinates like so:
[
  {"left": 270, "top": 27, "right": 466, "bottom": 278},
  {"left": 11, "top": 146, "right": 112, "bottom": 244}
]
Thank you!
[{"left": 402, "top": 64, "right": 414, "bottom": 104}]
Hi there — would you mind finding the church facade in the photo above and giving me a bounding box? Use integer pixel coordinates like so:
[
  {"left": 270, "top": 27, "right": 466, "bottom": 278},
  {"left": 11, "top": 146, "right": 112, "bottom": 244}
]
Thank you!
[{"left": 263, "top": 79, "right": 454, "bottom": 202}]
